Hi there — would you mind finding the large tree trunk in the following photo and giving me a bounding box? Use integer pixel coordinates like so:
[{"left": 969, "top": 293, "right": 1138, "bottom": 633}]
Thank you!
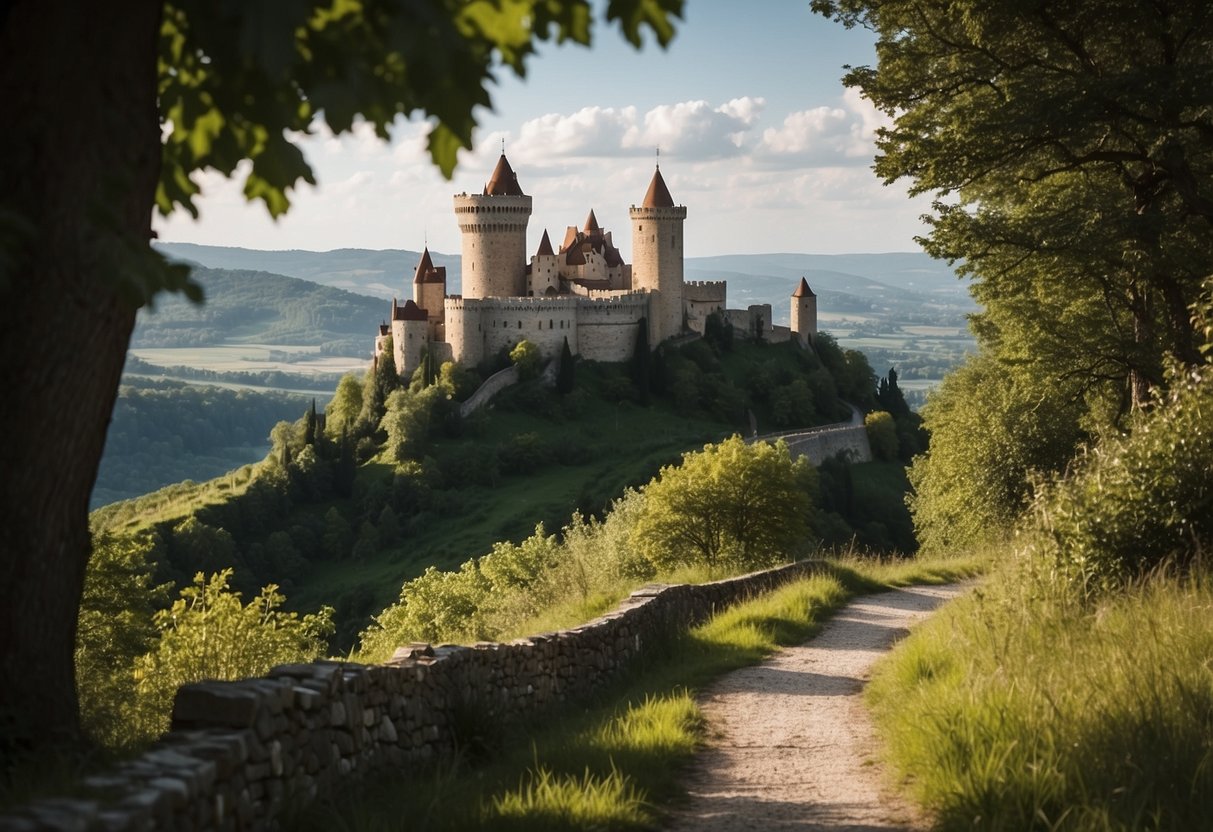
[{"left": 0, "top": 1, "right": 162, "bottom": 755}]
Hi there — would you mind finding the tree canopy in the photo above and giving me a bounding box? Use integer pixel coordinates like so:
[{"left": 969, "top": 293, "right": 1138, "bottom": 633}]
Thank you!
[{"left": 632, "top": 435, "right": 816, "bottom": 573}]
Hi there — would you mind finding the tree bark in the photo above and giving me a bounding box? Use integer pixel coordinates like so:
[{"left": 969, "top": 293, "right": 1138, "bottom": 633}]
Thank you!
[{"left": 0, "top": 1, "right": 162, "bottom": 755}]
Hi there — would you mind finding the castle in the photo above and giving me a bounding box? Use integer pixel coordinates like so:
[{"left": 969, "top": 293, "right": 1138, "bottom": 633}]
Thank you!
[{"left": 375, "top": 153, "right": 818, "bottom": 377}]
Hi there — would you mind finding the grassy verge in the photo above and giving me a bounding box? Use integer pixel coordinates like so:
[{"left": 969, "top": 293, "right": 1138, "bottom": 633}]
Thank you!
[
  {"left": 296, "top": 553, "right": 984, "bottom": 831},
  {"left": 866, "top": 560, "right": 1213, "bottom": 830}
]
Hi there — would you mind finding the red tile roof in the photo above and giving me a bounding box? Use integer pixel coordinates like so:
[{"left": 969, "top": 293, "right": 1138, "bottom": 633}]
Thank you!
[
  {"left": 412, "top": 247, "right": 447, "bottom": 284},
  {"left": 536, "top": 229, "right": 555, "bottom": 257},
  {"left": 583, "top": 209, "right": 600, "bottom": 232},
  {"left": 642, "top": 167, "right": 675, "bottom": 208},
  {"left": 484, "top": 154, "right": 525, "bottom": 196},
  {"left": 393, "top": 299, "right": 429, "bottom": 321},
  {"left": 792, "top": 277, "right": 816, "bottom": 298}
]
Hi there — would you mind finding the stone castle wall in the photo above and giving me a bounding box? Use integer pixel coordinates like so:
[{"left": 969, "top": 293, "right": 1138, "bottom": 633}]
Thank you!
[
  {"left": 4, "top": 561, "right": 828, "bottom": 831},
  {"left": 630, "top": 204, "right": 686, "bottom": 344},
  {"left": 574, "top": 293, "right": 650, "bottom": 362}
]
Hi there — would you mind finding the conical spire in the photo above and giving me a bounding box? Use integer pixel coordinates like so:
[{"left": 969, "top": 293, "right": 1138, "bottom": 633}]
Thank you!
[
  {"left": 792, "top": 277, "right": 816, "bottom": 298},
  {"left": 536, "top": 229, "right": 554, "bottom": 257},
  {"left": 641, "top": 167, "right": 675, "bottom": 208},
  {"left": 484, "top": 153, "right": 525, "bottom": 196},
  {"left": 583, "top": 209, "right": 600, "bottom": 232},
  {"left": 413, "top": 247, "right": 435, "bottom": 284}
]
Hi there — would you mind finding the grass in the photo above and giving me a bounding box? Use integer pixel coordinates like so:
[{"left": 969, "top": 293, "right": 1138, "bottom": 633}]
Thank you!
[
  {"left": 866, "top": 559, "right": 1213, "bottom": 831},
  {"left": 295, "top": 553, "right": 984, "bottom": 831}
]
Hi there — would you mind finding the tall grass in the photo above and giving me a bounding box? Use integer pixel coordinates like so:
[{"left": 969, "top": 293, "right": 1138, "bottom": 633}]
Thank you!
[
  {"left": 867, "top": 561, "right": 1213, "bottom": 830},
  {"left": 297, "top": 555, "right": 982, "bottom": 831}
]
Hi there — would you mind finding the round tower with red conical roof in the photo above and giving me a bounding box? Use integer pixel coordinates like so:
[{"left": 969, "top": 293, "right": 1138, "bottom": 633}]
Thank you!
[
  {"left": 791, "top": 277, "right": 818, "bottom": 346},
  {"left": 454, "top": 153, "right": 532, "bottom": 299},
  {"left": 630, "top": 164, "right": 687, "bottom": 346}
]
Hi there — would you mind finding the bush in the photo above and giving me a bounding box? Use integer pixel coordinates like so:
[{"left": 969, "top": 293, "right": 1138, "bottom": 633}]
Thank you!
[{"left": 1026, "top": 365, "right": 1213, "bottom": 595}]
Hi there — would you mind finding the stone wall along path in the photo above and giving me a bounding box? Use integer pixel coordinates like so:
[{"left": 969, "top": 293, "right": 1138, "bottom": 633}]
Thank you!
[{"left": 666, "top": 583, "right": 971, "bottom": 832}]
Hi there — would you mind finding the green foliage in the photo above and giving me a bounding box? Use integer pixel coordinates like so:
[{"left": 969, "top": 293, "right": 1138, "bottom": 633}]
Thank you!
[
  {"left": 632, "top": 436, "right": 815, "bottom": 573},
  {"left": 907, "top": 354, "right": 1088, "bottom": 553},
  {"left": 135, "top": 570, "right": 333, "bottom": 739},
  {"left": 94, "top": 381, "right": 306, "bottom": 508},
  {"left": 556, "top": 337, "right": 576, "bottom": 396},
  {"left": 869, "top": 563, "right": 1213, "bottom": 830},
  {"left": 325, "top": 373, "right": 363, "bottom": 437},
  {"left": 76, "top": 535, "right": 169, "bottom": 749},
  {"left": 158, "top": 0, "right": 682, "bottom": 227},
  {"left": 864, "top": 411, "right": 898, "bottom": 461},
  {"left": 510, "top": 339, "right": 542, "bottom": 381},
  {"left": 630, "top": 323, "right": 650, "bottom": 403},
  {"left": 1025, "top": 364, "right": 1213, "bottom": 596},
  {"left": 380, "top": 386, "right": 447, "bottom": 463}
]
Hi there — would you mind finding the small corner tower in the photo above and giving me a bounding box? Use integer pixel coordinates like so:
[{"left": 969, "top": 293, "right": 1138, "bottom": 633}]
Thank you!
[
  {"left": 412, "top": 247, "right": 447, "bottom": 340},
  {"left": 630, "top": 164, "right": 687, "bottom": 346},
  {"left": 455, "top": 153, "right": 532, "bottom": 299},
  {"left": 791, "top": 277, "right": 818, "bottom": 346}
]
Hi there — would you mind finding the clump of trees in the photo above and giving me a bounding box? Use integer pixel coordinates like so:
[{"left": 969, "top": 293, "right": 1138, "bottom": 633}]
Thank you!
[
  {"left": 77, "top": 537, "right": 331, "bottom": 750},
  {"left": 812, "top": 0, "right": 1213, "bottom": 560},
  {"left": 360, "top": 436, "right": 818, "bottom": 656}
]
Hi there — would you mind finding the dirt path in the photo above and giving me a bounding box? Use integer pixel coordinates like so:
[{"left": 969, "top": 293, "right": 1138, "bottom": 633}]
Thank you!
[{"left": 665, "top": 583, "right": 970, "bottom": 832}]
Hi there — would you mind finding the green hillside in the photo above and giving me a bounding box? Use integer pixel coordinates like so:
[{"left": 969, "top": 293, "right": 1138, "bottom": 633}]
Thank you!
[
  {"left": 132, "top": 265, "right": 385, "bottom": 355},
  {"left": 91, "top": 335, "right": 908, "bottom": 650}
]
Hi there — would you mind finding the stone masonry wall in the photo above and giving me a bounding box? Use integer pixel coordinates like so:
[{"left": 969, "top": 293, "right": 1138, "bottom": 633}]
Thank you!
[{"left": 1, "top": 561, "right": 826, "bottom": 831}]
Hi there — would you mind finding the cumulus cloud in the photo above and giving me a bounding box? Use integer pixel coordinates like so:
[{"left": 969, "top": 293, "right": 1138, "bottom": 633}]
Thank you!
[
  {"left": 623, "top": 97, "right": 765, "bottom": 159},
  {"left": 756, "top": 89, "right": 890, "bottom": 167}
]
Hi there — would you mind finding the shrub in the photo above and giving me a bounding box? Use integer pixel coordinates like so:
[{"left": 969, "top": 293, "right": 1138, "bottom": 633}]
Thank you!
[{"left": 1026, "top": 365, "right": 1213, "bottom": 595}]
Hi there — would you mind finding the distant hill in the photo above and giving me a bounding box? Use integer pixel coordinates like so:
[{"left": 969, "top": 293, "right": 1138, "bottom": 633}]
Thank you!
[
  {"left": 155, "top": 243, "right": 974, "bottom": 327},
  {"left": 134, "top": 265, "right": 385, "bottom": 356},
  {"left": 156, "top": 242, "right": 457, "bottom": 301}
]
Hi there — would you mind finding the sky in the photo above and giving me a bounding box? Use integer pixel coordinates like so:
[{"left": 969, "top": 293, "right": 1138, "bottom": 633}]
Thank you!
[{"left": 154, "top": 1, "right": 936, "bottom": 259}]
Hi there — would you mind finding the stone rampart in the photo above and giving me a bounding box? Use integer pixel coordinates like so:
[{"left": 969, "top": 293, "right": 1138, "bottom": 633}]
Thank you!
[
  {"left": 757, "top": 424, "right": 873, "bottom": 465},
  {"left": 4, "top": 561, "right": 827, "bottom": 831},
  {"left": 458, "top": 364, "right": 519, "bottom": 418}
]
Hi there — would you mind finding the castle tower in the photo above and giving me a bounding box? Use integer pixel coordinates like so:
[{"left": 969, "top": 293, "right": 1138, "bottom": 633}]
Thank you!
[
  {"left": 454, "top": 153, "right": 532, "bottom": 299},
  {"left": 791, "top": 277, "right": 818, "bottom": 346},
  {"left": 412, "top": 247, "right": 447, "bottom": 340},
  {"left": 390, "top": 298, "right": 430, "bottom": 378},
  {"left": 528, "top": 229, "right": 561, "bottom": 296},
  {"left": 630, "top": 165, "right": 686, "bottom": 346}
]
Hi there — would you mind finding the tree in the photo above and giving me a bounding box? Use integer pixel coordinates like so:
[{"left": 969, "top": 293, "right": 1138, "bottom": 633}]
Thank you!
[
  {"left": 0, "top": 0, "right": 682, "bottom": 754},
  {"left": 325, "top": 373, "right": 364, "bottom": 437},
  {"left": 864, "top": 411, "right": 898, "bottom": 462},
  {"left": 76, "top": 535, "right": 168, "bottom": 749},
  {"left": 556, "top": 336, "right": 576, "bottom": 395},
  {"left": 813, "top": 0, "right": 1213, "bottom": 396},
  {"left": 632, "top": 436, "right": 815, "bottom": 573},
  {"left": 509, "top": 338, "right": 541, "bottom": 381},
  {"left": 630, "top": 322, "right": 650, "bottom": 402},
  {"left": 134, "top": 570, "right": 333, "bottom": 739},
  {"left": 906, "top": 353, "right": 1088, "bottom": 553}
]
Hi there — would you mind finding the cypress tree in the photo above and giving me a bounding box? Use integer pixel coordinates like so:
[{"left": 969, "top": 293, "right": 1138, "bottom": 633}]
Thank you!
[
  {"left": 556, "top": 337, "right": 576, "bottom": 395},
  {"left": 631, "top": 319, "right": 651, "bottom": 404}
]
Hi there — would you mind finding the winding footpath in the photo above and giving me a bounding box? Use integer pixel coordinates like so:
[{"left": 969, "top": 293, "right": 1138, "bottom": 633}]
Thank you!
[{"left": 666, "top": 583, "right": 971, "bottom": 831}]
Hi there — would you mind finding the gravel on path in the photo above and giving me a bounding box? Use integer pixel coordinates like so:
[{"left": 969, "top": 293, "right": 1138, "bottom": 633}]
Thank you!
[{"left": 665, "top": 583, "right": 970, "bottom": 831}]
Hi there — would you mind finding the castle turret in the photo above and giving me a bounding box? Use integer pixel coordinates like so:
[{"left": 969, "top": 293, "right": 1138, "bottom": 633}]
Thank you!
[
  {"left": 454, "top": 153, "right": 532, "bottom": 299},
  {"left": 630, "top": 166, "right": 686, "bottom": 346},
  {"left": 390, "top": 298, "right": 430, "bottom": 378},
  {"left": 791, "top": 277, "right": 818, "bottom": 346},
  {"left": 528, "top": 229, "right": 561, "bottom": 296},
  {"left": 412, "top": 247, "right": 447, "bottom": 340}
]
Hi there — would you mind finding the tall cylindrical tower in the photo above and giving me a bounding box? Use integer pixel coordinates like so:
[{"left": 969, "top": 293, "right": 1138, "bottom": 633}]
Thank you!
[
  {"left": 455, "top": 154, "right": 531, "bottom": 299},
  {"left": 791, "top": 277, "right": 818, "bottom": 346},
  {"left": 630, "top": 166, "right": 687, "bottom": 346}
]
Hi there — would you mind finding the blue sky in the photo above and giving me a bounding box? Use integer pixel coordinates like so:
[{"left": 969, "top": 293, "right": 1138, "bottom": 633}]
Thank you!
[{"left": 154, "top": 1, "right": 934, "bottom": 258}]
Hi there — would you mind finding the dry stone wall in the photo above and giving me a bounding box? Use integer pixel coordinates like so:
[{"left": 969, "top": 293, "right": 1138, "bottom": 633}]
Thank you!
[{"left": 1, "top": 561, "right": 827, "bottom": 832}]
